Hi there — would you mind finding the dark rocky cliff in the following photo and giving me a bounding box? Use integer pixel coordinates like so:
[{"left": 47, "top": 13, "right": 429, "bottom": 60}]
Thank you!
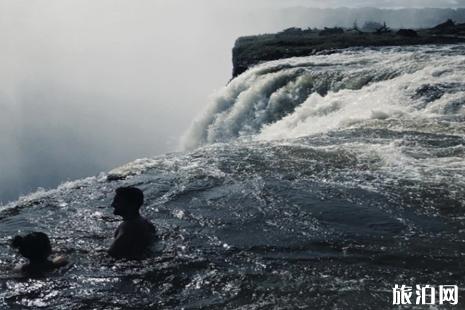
[{"left": 232, "top": 21, "right": 465, "bottom": 78}]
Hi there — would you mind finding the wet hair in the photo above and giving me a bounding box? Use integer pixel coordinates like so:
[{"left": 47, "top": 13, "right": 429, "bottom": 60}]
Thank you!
[
  {"left": 11, "top": 232, "right": 52, "bottom": 262},
  {"left": 115, "top": 187, "right": 144, "bottom": 208}
]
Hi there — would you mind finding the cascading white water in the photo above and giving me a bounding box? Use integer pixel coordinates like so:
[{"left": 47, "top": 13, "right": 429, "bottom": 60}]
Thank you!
[{"left": 182, "top": 45, "right": 465, "bottom": 149}]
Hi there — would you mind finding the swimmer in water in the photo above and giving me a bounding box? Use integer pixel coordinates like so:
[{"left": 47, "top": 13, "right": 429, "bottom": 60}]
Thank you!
[
  {"left": 108, "top": 187, "right": 156, "bottom": 259},
  {"left": 11, "top": 232, "right": 68, "bottom": 275}
]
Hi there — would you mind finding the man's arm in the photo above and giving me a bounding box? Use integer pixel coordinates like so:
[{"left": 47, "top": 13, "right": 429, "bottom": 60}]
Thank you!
[{"left": 108, "top": 224, "right": 132, "bottom": 258}]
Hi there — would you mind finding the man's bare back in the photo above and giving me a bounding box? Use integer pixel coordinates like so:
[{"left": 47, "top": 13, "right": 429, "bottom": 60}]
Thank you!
[{"left": 109, "top": 216, "right": 156, "bottom": 259}]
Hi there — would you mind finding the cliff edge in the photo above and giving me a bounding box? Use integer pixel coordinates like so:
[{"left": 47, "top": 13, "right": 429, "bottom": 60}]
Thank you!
[{"left": 232, "top": 20, "right": 465, "bottom": 78}]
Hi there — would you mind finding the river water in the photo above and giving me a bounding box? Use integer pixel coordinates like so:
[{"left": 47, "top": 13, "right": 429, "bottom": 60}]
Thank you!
[{"left": 1, "top": 45, "right": 465, "bottom": 309}]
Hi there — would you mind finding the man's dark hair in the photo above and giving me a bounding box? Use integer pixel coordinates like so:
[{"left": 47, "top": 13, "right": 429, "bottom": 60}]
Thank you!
[
  {"left": 11, "top": 232, "right": 52, "bottom": 261},
  {"left": 116, "top": 187, "right": 144, "bottom": 208}
]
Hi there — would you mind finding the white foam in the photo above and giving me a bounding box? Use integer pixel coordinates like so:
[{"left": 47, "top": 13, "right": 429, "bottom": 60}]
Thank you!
[{"left": 182, "top": 45, "right": 465, "bottom": 148}]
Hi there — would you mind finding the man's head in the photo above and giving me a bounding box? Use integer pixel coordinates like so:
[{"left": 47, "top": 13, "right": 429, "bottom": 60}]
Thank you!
[{"left": 112, "top": 187, "right": 144, "bottom": 218}]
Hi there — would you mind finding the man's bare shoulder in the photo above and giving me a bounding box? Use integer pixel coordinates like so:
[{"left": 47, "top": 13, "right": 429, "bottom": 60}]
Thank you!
[
  {"left": 119, "top": 217, "right": 155, "bottom": 234},
  {"left": 141, "top": 217, "right": 156, "bottom": 230}
]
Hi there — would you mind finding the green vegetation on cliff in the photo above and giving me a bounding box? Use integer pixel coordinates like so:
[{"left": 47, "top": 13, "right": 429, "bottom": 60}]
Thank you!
[{"left": 232, "top": 20, "right": 465, "bottom": 77}]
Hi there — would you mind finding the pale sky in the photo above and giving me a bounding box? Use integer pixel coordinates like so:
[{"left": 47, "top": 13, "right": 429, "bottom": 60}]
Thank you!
[{"left": 265, "top": 0, "right": 465, "bottom": 8}]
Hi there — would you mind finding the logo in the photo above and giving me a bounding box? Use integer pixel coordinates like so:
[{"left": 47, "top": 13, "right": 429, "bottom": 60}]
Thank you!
[{"left": 392, "top": 285, "right": 458, "bottom": 305}]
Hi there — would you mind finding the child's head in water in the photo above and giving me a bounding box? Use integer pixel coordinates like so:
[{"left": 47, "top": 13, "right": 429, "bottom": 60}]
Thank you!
[
  {"left": 112, "top": 187, "right": 144, "bottom": 218},
  {"left": 11, "top": 232, "right": 52, "bottom": 263},
  {"left": 10, "top": 232, "right": 67, "bottom": 274}
]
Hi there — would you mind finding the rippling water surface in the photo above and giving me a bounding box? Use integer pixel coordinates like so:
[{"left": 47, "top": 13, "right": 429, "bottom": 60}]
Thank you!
[{"left": 1, "top": 45, "right": 465, "bottom": 309}]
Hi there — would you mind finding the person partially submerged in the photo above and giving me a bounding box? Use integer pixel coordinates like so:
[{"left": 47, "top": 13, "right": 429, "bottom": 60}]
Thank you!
[
  {"left": 108, "top": 186, "right": 156, "bottom": 259},
  {"left": 11, "top": 232, "right": 68, "bottom": 275}
]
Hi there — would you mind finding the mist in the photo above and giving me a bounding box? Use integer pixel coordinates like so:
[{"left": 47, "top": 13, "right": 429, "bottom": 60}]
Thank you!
[{"left": 1, "top": 0, "right": 463, "bottom": 203}]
